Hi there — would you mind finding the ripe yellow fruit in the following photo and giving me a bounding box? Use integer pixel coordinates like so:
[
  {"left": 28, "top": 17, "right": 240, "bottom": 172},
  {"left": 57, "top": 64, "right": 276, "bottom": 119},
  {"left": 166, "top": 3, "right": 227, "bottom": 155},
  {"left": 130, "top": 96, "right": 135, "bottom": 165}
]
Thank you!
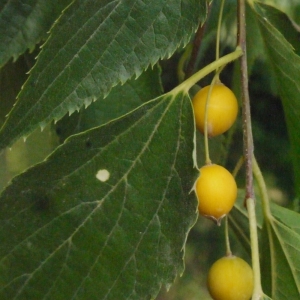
[
  {"left": 192, "top": 83, "right": 238, "bottom": 137},
  {"left": 207, "top": 255, "right": 254, "bottom": 300},
  {"left": 195, "top": 164, "right": 237, "bottom": 223}
]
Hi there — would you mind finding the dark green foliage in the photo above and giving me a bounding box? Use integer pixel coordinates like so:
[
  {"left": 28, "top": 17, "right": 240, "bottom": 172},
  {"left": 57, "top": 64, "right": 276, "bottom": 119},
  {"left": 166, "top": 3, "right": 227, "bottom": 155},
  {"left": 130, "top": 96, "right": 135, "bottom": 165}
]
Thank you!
[
  {"left": 1, "top": 1, "right": 300, "bottom": 299},
  {"left": 0, "top": 91, "right": 198, "bottom": 299}
]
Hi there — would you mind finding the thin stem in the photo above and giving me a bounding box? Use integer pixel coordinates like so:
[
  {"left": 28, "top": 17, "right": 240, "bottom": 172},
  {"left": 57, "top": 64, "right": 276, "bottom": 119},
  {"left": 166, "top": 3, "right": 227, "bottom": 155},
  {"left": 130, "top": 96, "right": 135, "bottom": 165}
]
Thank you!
[
  {"left": 177, "top": 44, "right": 193, "bottom": 83},
  {"left": 252, "top": 156, "right": 275, "bottom": 298},
  {"left": 246, "top": 198, "right": 264, "bottom": 299},
  {"left": 252, "top": 156, "right": 272, "bottom": 219},
  {"left": 237, "top": 0, "right": 254, "bottom": 201},
  {"left": 203, "top": 78, "right": 216, "bottom": 164},
  {"left": 173, "top": 48, "right": 242, "bottom": 94},
  {"left": 185, "top": 2, "right": 213, "bottom": 79},
  {"left": 215, "top": 0, "right": 225, "bottom": 80},
  {"left": 237, "top": 1, "right": 263, "bottom": 299},
  {"left": 224, "top": 216, "right": 232, "bottom": 256},
  {"left": 203, "top": 68, "right": 223, "bottom": 164},
  {"left": 232, "top": 156, "right": 244, "bottom": 178}
]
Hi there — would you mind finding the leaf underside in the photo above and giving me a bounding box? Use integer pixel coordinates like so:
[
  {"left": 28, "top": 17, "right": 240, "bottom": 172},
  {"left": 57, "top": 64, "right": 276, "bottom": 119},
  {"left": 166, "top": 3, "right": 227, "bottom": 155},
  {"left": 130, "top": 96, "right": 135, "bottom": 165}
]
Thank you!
[{"left": 0, "top": 90, "right": 198, "bottom": 299}]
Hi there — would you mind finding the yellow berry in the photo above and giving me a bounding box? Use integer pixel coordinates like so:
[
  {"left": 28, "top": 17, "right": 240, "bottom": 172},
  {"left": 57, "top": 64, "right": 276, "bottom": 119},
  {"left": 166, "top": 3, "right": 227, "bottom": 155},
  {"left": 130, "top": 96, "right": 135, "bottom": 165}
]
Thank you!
[
  {"left": 192, "top": 83, "right": 238, "bottom": 137},
  {"left": 195, "top": 164, "right": 237, "bottom": 223},
  {"left": 207, "top": 256, "right": 254, "bottom": 300}
]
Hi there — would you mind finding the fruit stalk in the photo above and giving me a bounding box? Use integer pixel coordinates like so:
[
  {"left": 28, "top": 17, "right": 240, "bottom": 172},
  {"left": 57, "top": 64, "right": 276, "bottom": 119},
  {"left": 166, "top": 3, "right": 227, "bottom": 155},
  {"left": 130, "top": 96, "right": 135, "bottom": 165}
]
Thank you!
[
  {"left": 203, "top": 72, "right": 222, "bottom": 164},
  {"left": 174, "top": 48, "right": 242, "bottom": 94},
  {"left": 224, "top": 216, "right": 232, "bottom": 256},
  {"left": 252, "top": 156, "right": 275, "bottom": 299},
  {"left": 252, "top": 156, "right": 272, "bottom": 219},
  {"left": 215, "top": 0, "right": 225, "bottom": 79}
]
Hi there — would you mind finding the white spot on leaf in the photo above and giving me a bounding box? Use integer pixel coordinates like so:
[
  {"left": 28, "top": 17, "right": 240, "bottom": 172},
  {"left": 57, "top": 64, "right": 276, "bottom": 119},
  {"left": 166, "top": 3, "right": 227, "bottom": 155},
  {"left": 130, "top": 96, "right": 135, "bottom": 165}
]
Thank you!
[{"left": 96, "top": 169, "right": 110, "bottom": 182}]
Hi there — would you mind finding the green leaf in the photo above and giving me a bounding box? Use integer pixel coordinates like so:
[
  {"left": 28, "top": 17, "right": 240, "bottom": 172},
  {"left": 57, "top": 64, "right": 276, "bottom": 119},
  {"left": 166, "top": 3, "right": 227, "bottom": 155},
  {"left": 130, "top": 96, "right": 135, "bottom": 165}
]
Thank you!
[
  {"left": 254, "top": 2, "right": 300, "bottom": 55},
  {"left": 253, "top": 3, "right": 300, "bottom": 198},
  {"left": 0, "top": 90, "right": 198, "bottom": 299},
  {"left": 262, "top": 204, "right": 300, "bottom": 299},
  {"left": 0, "top": 0, "right": 72, "bottom": 67},
  {"left": 0, "top": 0, "right": 207, "bottom": 150},
  {"left": 55, "top": 64, "right": 163, "bottom": 142}
]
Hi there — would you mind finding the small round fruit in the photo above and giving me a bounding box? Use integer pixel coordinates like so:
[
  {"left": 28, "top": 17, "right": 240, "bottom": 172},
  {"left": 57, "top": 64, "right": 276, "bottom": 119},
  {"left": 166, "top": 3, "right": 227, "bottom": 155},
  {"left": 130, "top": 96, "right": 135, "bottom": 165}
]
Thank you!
[
  {"left": 192, "top": 83, "right": 238, "bottom": 137},
  {"left": 207, "top": 255, "right": 254, "bottom": 300},
  {"left": 195, "top": 164, "right": 237, "bottom": 223}
]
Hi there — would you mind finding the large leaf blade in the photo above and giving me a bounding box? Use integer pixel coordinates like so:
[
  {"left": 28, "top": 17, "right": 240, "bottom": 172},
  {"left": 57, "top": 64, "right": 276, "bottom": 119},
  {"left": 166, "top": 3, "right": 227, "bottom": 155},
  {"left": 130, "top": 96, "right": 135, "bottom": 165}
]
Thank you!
[
  {"left": 253, "top": 3, "right": 300, "bottom": 198},
  {"left": 0, "top": 0, "right": 206, "bottom": 150},
  {"left": 247, "top": 7, "right": 300, "bottom": 296},
  {"left": 0, "top": 90, "right": 198, "bottom": 299}
]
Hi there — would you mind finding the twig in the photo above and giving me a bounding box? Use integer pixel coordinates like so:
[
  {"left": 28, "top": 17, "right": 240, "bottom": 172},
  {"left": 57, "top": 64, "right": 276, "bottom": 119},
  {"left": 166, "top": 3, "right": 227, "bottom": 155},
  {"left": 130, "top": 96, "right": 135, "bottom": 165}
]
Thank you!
[
  {"left": 185, "top": 2, "right": 212, "bottom": 79},
  {"left": 237, "top": 1, "right": 263, "bottom": 299},
  {"left": 237, "top": 0, "right": 254, "bottom": 201}
]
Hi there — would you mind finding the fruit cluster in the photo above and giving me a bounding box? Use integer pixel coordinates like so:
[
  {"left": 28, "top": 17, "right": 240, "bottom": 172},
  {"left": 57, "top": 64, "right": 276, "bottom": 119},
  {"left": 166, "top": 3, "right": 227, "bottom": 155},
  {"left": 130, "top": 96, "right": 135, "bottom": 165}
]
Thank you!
[
  {"left": 192, "top": 83, "right": 238, "bottom": 224},
  {"left": 192, "top": 83, "right": 254, "bottom": 299}
]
